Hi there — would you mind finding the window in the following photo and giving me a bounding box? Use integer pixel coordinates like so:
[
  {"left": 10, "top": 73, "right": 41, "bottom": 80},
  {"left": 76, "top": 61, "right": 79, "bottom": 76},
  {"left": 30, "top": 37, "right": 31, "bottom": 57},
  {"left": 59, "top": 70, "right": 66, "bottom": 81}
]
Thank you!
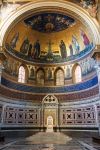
[
  {"left": 74, "top": 65, "right": 82, "bottom": 83},
  {"left": 18, "top": 66, "right": 25, "bottom": 83},
  {"left": 56, "top": 69, "right": 64, "bottom": 86}
]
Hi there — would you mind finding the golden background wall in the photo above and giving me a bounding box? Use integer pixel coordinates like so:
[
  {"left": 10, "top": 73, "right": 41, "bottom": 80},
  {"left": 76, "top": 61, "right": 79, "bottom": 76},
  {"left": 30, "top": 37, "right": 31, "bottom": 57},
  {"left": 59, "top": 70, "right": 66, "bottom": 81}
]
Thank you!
[{"left": 6, "top": 19, "right": 92, "bottom": 56}]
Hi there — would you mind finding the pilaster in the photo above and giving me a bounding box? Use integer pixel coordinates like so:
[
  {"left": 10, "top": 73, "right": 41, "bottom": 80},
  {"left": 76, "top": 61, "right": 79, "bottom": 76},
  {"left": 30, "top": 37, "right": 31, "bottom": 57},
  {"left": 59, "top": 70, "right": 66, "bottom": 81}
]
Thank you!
[{"left": 92, "top": 45, "right": 100, "bottom": 135}]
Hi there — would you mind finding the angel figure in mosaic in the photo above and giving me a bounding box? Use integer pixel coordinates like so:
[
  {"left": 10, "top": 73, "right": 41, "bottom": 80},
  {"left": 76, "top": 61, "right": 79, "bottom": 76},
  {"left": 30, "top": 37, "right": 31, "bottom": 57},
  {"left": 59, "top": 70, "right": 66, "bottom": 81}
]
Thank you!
[
  {"left": 87, "top": 3, "right": 98, "bottom": 18},
  {"left": 80, "top": 0, "right": 98, "bottom": 18}
]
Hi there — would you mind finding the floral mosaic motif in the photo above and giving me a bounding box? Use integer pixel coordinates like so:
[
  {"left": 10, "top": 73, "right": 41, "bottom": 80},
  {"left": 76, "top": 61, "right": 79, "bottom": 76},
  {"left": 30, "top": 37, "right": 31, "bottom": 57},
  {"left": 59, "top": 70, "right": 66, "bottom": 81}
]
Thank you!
[{"left": 24, "top": 13, "right": 75, "bottom": 33}]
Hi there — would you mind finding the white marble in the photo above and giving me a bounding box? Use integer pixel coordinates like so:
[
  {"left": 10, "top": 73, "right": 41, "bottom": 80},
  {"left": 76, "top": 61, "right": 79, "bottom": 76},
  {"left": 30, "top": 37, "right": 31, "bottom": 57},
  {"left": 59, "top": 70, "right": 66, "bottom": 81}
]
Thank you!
[{"left": 1, "top": 132, "right": 100, "bottom": 150}]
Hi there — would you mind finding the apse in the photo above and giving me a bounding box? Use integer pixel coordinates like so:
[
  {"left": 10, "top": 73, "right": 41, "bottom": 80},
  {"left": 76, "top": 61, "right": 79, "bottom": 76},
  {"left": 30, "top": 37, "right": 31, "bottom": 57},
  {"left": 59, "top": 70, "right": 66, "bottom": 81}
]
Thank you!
[
  {"left": 5, "top": 11, "right": 94, "bottom": 64},
  {"left": 0, "top": 1, "right": 100, "bottom": 148}
]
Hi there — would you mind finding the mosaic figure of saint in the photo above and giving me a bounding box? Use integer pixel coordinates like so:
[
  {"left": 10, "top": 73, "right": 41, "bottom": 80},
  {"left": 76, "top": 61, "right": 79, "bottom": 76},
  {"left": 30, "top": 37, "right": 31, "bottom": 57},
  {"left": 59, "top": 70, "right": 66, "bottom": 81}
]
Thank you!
[
  {"left": 69, "top": 44, "right": 74, "bottom": 56},
  {"left": 20, "top": 37, "right": 30, "bottom": 54},
  {"left": 28, "top": 44, "right": 32, "bottom": 57},
  {"left": 30, "top": 68, "right": 34, "bottom": 77},
  {"left": 33, "top": 40, "right": 40, "bottom": 59},
  {"left": 48, "top": 69, "right": 52, "bottom": 79},
  {"left": 10, "top": 32, "right": 19, "bottom": 49},
  {"left": 59, "top": 40, "right": 67, "bottom": 59},
  {"left": 80, "top": 29, "right": 90, "bottom": 47},
  {"left": 72, "top": 35, "right": 80, "bottom": 54}
]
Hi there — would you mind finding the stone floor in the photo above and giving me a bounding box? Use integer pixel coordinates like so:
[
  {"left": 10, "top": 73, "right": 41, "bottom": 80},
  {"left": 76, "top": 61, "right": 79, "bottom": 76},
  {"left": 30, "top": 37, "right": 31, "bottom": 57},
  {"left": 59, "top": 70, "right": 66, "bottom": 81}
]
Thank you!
[{"left": 0, "top": 132, "right": 100, "bottom": 150}]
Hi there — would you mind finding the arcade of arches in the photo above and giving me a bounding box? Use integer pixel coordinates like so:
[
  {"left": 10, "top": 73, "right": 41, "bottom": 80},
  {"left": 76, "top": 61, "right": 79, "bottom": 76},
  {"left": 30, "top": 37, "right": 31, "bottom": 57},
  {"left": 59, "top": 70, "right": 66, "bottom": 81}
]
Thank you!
[{"left": 0, "top": 0, "right": 100, "bottom": 149}]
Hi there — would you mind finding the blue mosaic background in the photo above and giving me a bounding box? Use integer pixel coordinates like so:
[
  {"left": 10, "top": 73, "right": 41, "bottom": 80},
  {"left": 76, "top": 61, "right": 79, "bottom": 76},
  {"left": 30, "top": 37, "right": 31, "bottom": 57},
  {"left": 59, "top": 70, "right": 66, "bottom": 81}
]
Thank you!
[
  {"left": 1, "top": 76, "right": 98, "bottom": 93},
  {"left": 24, "top": 13, "right": 75, "bottom": 33}
]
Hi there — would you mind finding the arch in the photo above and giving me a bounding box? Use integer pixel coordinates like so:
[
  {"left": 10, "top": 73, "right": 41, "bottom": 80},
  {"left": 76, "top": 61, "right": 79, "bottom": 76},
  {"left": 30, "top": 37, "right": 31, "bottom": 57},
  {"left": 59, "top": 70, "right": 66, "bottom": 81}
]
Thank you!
[
  {"left": 36, "top": 68, "right": 45, "bottom": 86},
  {"left": 42, "top": 94, "right": 58, "bottom": 104},
  {"left": 54, "top": 67, "right": 65, "bottom": 86},
  {"left": 18, "top": 64, "right": 29, "bottom": 83},
  {"left": 0, "top": 1, "right": 100, "bottom": 48},
  {"left": 72, "top": 64, "right": 82, "bottom": 83}
]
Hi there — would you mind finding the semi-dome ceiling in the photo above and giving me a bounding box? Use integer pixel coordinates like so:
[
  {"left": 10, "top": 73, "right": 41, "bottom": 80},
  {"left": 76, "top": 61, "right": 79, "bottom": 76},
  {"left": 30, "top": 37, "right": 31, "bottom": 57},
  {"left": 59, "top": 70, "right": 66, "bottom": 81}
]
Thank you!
[
  {"left": 24, "top": 13, "right": 75, "bottom": 33},
  {"left": 5, "top": 11, "right": 94, "bottom": 64}
]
